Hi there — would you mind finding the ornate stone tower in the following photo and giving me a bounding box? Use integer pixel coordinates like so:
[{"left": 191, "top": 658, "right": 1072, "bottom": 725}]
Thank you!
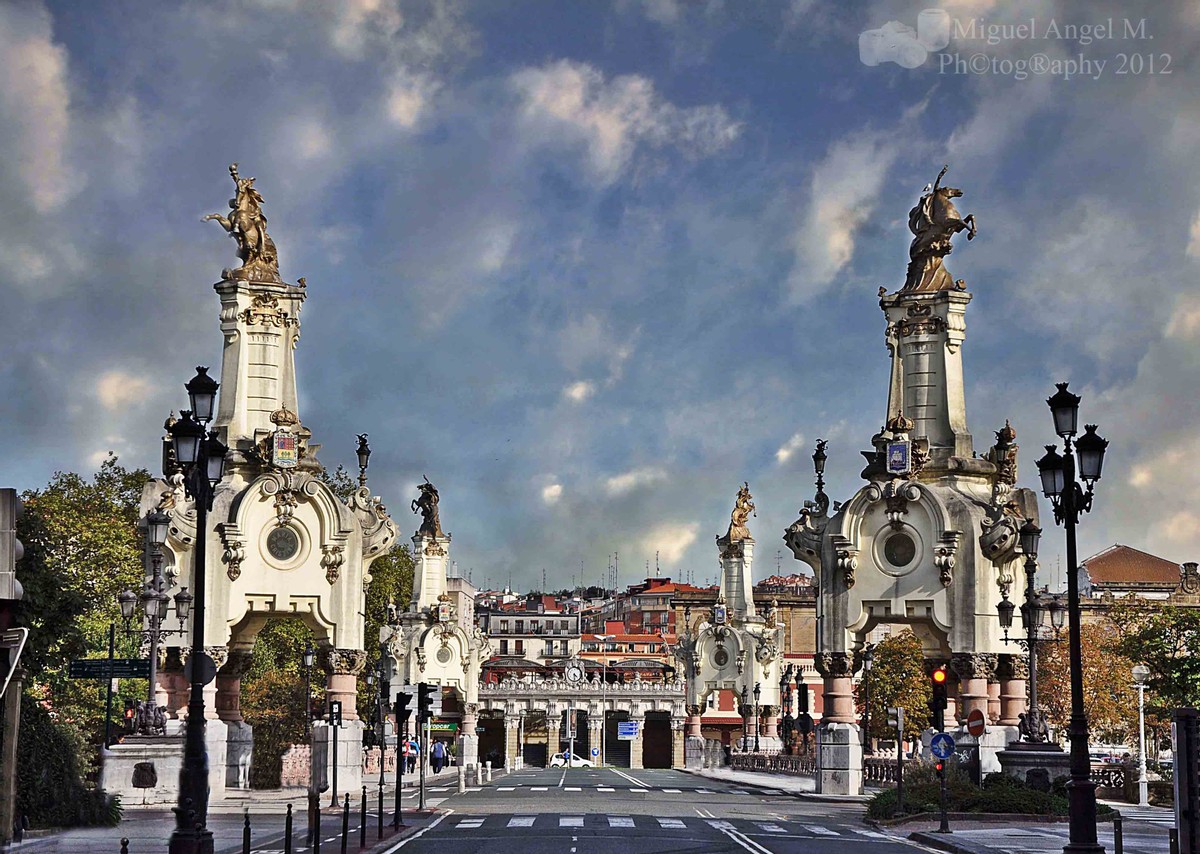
[
  {"left": 123, "top": 165, "right": 396, "bottom": 801},
  {"left": 380, "top": 481, "right": 490, "bottom": 769},
  {"left": 785, "top": 168, "right": 1039, "bottom": 794},
  {"left": 674, "top": 484, "right": 784, "bottom": 766}
]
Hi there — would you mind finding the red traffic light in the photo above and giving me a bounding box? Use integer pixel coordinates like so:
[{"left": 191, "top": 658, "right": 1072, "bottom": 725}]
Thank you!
[{"left": 935, "top": 762, "right": 944, "bottom": 772}]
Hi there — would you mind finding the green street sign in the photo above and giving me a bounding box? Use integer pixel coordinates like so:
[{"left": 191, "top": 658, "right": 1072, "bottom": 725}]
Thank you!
[
  {"left": 428, "top": 721, "right": 458, "bottom": 733},
  {"left": 69, "top": 658, "right": 150, "bottom": 679}
]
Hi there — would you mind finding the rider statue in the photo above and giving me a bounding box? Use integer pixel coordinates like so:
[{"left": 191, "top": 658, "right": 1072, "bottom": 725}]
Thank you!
[
  {"left": 903, "top": 164, "right": 977, "bottom": 293},
  {"left": 726, "top": 482, "right": 756, "bottom": 542},
  {"left": 204, "top": 163, "right": 281, "bottom": 282},
  {"left": 412, "top": 477, "right": 444, "bottom": 539}
]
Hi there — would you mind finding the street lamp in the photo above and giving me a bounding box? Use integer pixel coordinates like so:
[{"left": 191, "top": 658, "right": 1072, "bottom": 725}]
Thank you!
[
  {"left": 753, "top": 682, "right": 761, "bottom": 753},
  {"left": 356, "top": 433, "right": 371, "bottom": 487},
  {"left": 1132, "top": 664, "right": 1151, "bottom": 807},
  {"left": 740, "top": 685, "right": 749, "bottom": 752},
  {"left": 167, "top": 366, "right": 228, "bottom": 854},
  {"left": 302, "top": 643, "right": 315, "bottom": 726},
  {"left": 1036, "top": 382, "right": 1109, "bottom": 854},
  {"left": 596, "top": 634, "right": 614, "bottom": 766},
  {"left": 780, "top": 665, "right": 795, "bottom": 755},
  {"left": 862, "top": 645, "right": 875, "bottom": 756},
  {"left": 116, "top": 509, "right": 192, "bottom": 735},
  {"left": 997, "top": 519, "right": 1066, "bottom": 744}
]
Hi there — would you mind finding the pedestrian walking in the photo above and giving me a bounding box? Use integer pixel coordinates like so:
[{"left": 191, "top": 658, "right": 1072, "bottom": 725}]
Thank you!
[
  {"left": 431, "top": 739, "right": 446, "bottom": 774},
  {"left": 406, "top": 737, "right": 419, "bottom": 774}
]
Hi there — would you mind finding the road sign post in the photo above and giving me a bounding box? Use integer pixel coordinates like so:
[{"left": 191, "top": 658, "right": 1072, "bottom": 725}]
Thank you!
[
  {"left": 617, "top": 721, "right": 639, "bottom": 741},
  {"left": 888, "top": 707, "right": 905, "bottom": 814},
  {"left": 931, "top": 732, "right": 955, "bottom": 834}
]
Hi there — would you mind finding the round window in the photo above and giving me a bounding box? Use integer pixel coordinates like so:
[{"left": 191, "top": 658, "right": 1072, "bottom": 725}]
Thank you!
[
  {"left": 266, "top": 526, "right": 300, "bottom": 561},
  {"left": 884, "top": 532, "right": 917, "bottom": 568},
  {"left": 713, "top": 648, "right": 729, "bottom": 667},
  {"left": 436, "top": 646, "right": 453, "bottom": 664}
]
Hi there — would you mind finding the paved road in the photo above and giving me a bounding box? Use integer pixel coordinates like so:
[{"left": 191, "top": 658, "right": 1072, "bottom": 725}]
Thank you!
[{"left": 391, "top": 767, "right": 922, "bottom": 853}]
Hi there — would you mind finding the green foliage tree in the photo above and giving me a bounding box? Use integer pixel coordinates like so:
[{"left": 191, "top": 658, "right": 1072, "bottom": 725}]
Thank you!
[
  {"left": 1108, "top": 599, "right": 1200, "bottom": 711},
  {"left": 17, "top": 453, "right": 152, "bottom": 752},
  {"left": 855, "top": 631, "right": 931, "bottom": 740},
  {"left": 1037, "top": 621, "right": 1137, "bottom": 744}
]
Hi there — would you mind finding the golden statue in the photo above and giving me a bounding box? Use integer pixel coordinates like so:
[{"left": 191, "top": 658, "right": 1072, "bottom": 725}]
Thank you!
[
  {"left": 725, "top": 482, "right": 755, "bottom": 542},
  {"left": 204, "top": 163, "right": 280, "bottom": 282}
]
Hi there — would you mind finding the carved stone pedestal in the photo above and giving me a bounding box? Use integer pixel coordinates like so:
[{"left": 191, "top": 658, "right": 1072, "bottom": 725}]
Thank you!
[
  {"left": 311, "top": 721, "right": 364, "bottom": 805},
  {"left": 997, "top": 741, "right": 1072, "bottom": 788}
]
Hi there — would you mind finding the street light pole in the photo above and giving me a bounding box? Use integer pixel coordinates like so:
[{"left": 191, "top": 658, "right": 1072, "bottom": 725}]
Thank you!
[
  {"left": 862, "top": 645, "right": 875, "bottom": 756},
  {"left": 1036, "top": 382, "right": 1109, "bottom": 854},
  {"left": 167, "top": 367, "right": 227, "bottom": 854},
  {"left": 753, "top": 682, "right": 761, "bottom": 753},
  {"left": 1132, "top": 664, "right": 1150, "bottom": 807}
]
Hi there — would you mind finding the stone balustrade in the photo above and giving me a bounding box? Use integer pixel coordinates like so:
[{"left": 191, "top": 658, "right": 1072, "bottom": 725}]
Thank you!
[
  {"left": 730, "top": 751, "right": 818, "bottom": 776},
  {"left": 480, "top": 677, "right": 684, "bottom": 695}
]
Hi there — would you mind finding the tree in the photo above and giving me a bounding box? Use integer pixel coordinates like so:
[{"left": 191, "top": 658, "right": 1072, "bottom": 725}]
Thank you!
[
  {"left": 1037, "top": 622, "right": 1138, "bottom": 745},
  {"left": 1108, "top": 599, "right": 1200, "bottom": 711},
  {"left": 856, "top": 631, "right": 931, "bottom": 740}
]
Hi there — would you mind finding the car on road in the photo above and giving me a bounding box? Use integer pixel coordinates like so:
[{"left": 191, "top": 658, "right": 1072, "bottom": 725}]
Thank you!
[{"left": 550, "top": 751, "right": 594, "bottom": 768}]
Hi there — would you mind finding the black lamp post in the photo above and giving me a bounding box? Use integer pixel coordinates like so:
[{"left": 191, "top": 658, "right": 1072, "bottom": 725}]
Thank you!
[
  {"left": 862, "top": 644, "right": 875, "bottom": 756},
  {"left": 303, "top": 643, "right": 315, "bottom": 725},
  {"left": 167, "top": 366, "right": 227, "bottom": 854},
  {"left": 740, "top": 685, "right": 749, "bottom": 751},
  {"left": 117, "top": 509, "right": 192, "bottom": 734},
  {"left": 779, "top": 665, "right": 794, "bottom": 755},
  {"left": 753, "top": 682, "right": 761, "bottom": 753},
  {"left": 356, "top": 433, "right": 371, "bottom": 487},
  {"left": 1035, "top": 382, "right": 1109, "bottom": 854},
  {"left": 997, "top": 520, "right": 1066, "bottom": 744}
]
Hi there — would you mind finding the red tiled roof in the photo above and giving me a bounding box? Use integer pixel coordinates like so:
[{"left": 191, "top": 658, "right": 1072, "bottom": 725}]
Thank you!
[
  {"left": 582, "top": 633, "right": 672, "bottom": 643},
  {"left": 1084, "top": 544, "right": 1180, "bottom": 586}
]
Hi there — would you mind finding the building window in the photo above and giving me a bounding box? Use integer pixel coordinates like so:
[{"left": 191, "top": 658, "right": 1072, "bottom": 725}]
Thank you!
[
  {"left": 516, "top": 620, "right": 525, "bottom": 634},
  {"left": 515, "top": 640, "right": 524, "bottom": 655},
  {"left": 545, "top": 641, "right": 553, "bottom": 656},
  {"left": 500, "top": 640, "right": 508, "bottom": 655},
  {"left": 500, "top": 620, "right": 509, "bottom": 633},
  {"left": 560, "top": 640, "right": 569, "bottom": 656}
]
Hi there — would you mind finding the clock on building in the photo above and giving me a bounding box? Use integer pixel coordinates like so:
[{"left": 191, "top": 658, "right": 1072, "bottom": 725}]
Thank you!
[{"left": 564, "top": 663, "right": 584, "bottom": 684}]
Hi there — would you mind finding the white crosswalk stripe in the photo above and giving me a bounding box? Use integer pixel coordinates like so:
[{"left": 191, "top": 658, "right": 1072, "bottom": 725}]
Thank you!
[
  {"left": 1117, "top": 805, "right": 1175, "bottom": 825},
  {"left": 853, "top": 828, "right": 891, "bottom": 838},
  {"left": 559, "top": 816, "right": 584, "bottom": 827},
  {"left": 608, "top": 816, "right": 635, "bottom": 828},
  {"left": 658, "top": 818, "right": 686, "bottom": 829},
  {"left": 757, "top": 823, "right": 787, "bottom": 833},
  {"left": 803, "top": 825, "right": 840, "bottom": 836},
  {"left": 498, "top": 786, "right": 515, "bottom": 791},
  {"left": 706, "top": 819, "right": 736, "bottom": 831},
  {"left": 507, "top": 816, "right": 535, "bottom": 828},
  {"left": 597, "top": 786, "right": 615, "bottom": 792},
  {"left": 456, "top": 819, "right": 483, "bottom": 829},
  {"left": 565, "top": 786, "right": 581, "bottom": 791},
  {"left": 629, "top": 787, "right": 648, "bottom": 792},
  {"left": 662, "top": 788, "right": 682, "bottom": 793}
]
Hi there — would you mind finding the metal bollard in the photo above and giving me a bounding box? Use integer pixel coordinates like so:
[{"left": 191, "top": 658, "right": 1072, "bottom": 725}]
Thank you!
[
  {"left": 341, "top": 793, "right": 350, "bottom": 854},
  {"left": 313, "top": 798, "right": 321, "bottom": 854},
  {"left": 1170, "top": 827, "right": 1180, "bottom": 854},
  {"left": 360, "top": 786, "right": 367, "bottom": 849},
  {"left": 120, "top": 839, "right": 129, "bottom": 854},
  {"left": 285, "top": 804, "right": 293, "bottom": 854},
  {"left": 377, "top": 784, "right": 384, "bottom": 839},
  {"left": 1113, "top": 815, "right": 1122, "bottom": 854},
  {"left": 485, "top": 761, "right": 492, "bottom": 783},
  {"left": 243, "top": 810, "right": 251, "bottom": 854}
]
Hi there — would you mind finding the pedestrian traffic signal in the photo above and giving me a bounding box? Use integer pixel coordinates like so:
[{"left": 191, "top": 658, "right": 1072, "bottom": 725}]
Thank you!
[
  {"left": 395, "top": 688, "right": 412, "bottom": 722},
  {"left": 930, "top": 666, "right": 948, "bottom": 731},
  {"left": 796, "top": 683, "right": 809, "bottom": 714},
  {"left": 935, "top": 761, "right": 944, "bottom": 773}
]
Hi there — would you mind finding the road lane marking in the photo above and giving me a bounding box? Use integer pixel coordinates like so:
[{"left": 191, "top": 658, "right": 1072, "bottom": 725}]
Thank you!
[
  {"left": 426, "top": 798, "right": 446, "bottom": 806},
  {"left": 560, "top": 816, "right": 584, "bottom": 827},
  {"left": 720, "top": 827, "right": 774, "bottom": 854},
  {"left": 531, "top": 786, "right": 548, "bottom": 791},
  {"left": 758, "top": 824, "right": 786, "bottom": 833},
  {"left": 803, "top": 825, "right": 840, "bottom": 836},
  {"left": 609, "top": 767, "right": 650, "bottom": 787},
  {"left": 706, "top": 820, "right": 735, "bottom": 830},
  {"left": 498, "top": 787, "right": 515, "bottom": 791},
  {"left": 629, "top": 788, "right": 648, "bottom": 793},
  {"left": 565, "top": 786, "right": 581, "bottom": 791},
  {"left": 662, "top": 788, "right": 681, "bottom": 793},
  {"left": 696, "top": 788, "right": 715, "bottom": 794},
  {"left": 597, "top": 787, "right": 615, "bottom": 792},
  {"left": 507, "top": 817, "right": 535, "bottom": 828},
  {"left": 558, "top": 771, "right": 567, "bottom": 787},
  {"left": 658, "top": 818, "right": 686, "bottom": 829},
  {"left": 695, "top": 807, "right": 714, "bottom": 818},
  {"left": 456, "top": 819, "right": 483, "bottom": 829},
  {"left": 852, "top": 829, "right": 890, "bottom": 838},
  {"left": 758, "top": 789, "right": 783, "bottom": 795},
  {"left": 378, "top": 808, "right": 452, "bottom": 852}
]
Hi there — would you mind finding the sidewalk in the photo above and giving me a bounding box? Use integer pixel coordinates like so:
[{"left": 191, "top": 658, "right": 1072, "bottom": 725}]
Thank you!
[{"left": 682, "top": 766, "right": 872, "bottom": 802}]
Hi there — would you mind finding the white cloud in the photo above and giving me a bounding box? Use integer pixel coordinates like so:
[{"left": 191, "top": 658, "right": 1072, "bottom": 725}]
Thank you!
[
  {"left": 326, "top": 0, "right": 405, "bottom": 58},
  {"left": 1155, "top": 511, "right": 1200, "bottom": 547},
  {"left": 563, "top": 381, "right": 596, "bottom": 403},
  {"left": 0, "top": 2, "right": 74, "bottom": 212},
  {"left": 775, "top": 431, "right": 806, "bottom": 465},
  {"left": 639, "top": 521, "right": 699, "bottom": 564},
  {"left": 96, "top": 370, "right": 152, "bottom": 411},
  {"left": 787, "top": 136, "right": 895, "bottom": 301},
  {"left": 386, "top": 69, "right": 439, "bottom": 129},
  {"left": 510, "top": 59, "right": 740, "bottom": 185},
  {"left": 1187, "top": 209, "right": 1200, "bottom": 259},
  {"left": 605, "top": 466, "right": 668, "bottom": 496},
  {"left": 1166, "top": 294, "right": 1200, "bottom": 340},
  {"left": 541, "top": 483, "right": 563, "bottom": 504}
]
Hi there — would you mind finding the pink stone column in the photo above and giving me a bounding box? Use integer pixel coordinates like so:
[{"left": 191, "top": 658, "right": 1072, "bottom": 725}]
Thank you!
[
  {"left": 998, "top": 655, "right": 1028, "bottom": 727},
  {"left": 951, "top": 653, "right": 997, "bottom": 724},
  {"left": 325, "top": 648, "right": 367, "bottom": 721},
  {"left": 987, "top": 681, "right": 1001, "bottom": 724}
]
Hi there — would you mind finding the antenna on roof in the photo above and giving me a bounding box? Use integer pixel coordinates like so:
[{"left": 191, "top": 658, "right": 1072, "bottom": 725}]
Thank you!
[{"left": 656, "top": 550, "right": 660, "bottom": 577}]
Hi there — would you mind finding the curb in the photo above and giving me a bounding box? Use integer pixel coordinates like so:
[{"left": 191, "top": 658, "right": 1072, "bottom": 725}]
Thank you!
[{"left": 907, "top": 832, "right": 989, "bottom": 854}]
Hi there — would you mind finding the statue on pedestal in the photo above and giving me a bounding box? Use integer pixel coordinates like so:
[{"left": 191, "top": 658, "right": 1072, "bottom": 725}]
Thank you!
[
  {"left": 412, "top": 477, "right": 444, "bottom": 538},
  {"left": 904, "top": 164, "right": 977, "bottom": 292},
  {"left": 725, "top": 482, "right": 755, "bottom": 542},
  {"left": 204, "top": 163, "right": 281, "bottom": 282}
]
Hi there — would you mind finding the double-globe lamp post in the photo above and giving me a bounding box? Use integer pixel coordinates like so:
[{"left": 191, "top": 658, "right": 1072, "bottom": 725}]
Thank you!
[
  {"left": 167, "top": 367, "right": 228, "bottom": 854},
  {"left": 1132, "top": 664, "right": 1150, "bottom": 808},
  {"left": 1035, "top": 382, "right": 1109, "bottom": 854}
]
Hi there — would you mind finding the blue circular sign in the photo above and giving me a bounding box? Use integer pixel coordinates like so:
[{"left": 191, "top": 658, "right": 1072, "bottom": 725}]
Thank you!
[
  {"left": 591, "top": 747, "right": 600, "bottom": 756},
  {"left": 931, "top": 732, "right": 956, "bottom": 760}
]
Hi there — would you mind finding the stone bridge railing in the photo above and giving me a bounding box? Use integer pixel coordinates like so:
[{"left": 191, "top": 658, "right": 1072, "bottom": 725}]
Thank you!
[
  {"left": 730, "top": 751, "right": 817, "bottom": 776},
  {"left": 279, "top": 744, "right": 398, "bottom": 788}
]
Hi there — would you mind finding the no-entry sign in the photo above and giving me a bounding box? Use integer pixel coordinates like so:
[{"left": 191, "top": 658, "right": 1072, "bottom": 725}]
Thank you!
[{"left": 966, "top": 708, "right": 986, "bottom": 737}]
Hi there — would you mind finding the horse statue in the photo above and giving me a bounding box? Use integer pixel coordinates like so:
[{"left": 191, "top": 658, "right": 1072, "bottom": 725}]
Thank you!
[
  {"left": 204, "top": 163, "right": 281, "bottom": 282},
  {"left": 412, "top": 476, "right": 444, "bottom": 539},
  {"left": 726, "top": 481, "right": 756, "bottom": 542},
  {"left": 902, "top": 165, "right": 977, "bottom": 292}
]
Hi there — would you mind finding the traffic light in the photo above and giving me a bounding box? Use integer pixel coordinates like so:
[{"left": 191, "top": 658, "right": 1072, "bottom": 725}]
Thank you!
[
  {"left": 329, "top": 699, "right": 342, "bottom": 726},
  {"left": 887, "top": 706, "right": 905, "bottom": 735},
  {"left": 796, "top": 682, "right": 809, "bottom": 714},
  {"left": 935, "top": 760, "right": 944, "bottom": 773},
  {"left": 417, "top": 682, "right": 434, "bottom": 722},
  {"left": 124, "top": 698, "right": 136, "bottom": 733},
  {"left": 395, "top": 688, "right": 412, "bottom": 722},
  {"left": 930, "top": 666, "right": 948, "bottom": 731}
]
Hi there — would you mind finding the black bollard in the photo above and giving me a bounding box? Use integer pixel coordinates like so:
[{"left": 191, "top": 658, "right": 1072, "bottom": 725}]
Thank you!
[
  {"left": 120, "top": 838, "right": 129, "bottom": 854},
  {"left": 341, "top": 793, "right": 350, "bottom": 854},
  {"left": 242, "top": 810, "right": 251, "bottom": 854},
  {"left": 1113, "top": 815, "right": 1123, "bottom": 854},
  {"left": 377, "top": 783, "right": 384, "bottom": 839},
  {"left": 313, "top": 797, "right": 321, "bottom": 854},
  {"left": 1170, "top": 827, "right": 1180, "bottom": 854},
  {"left": 360, "top": 786, "right": 367, "bottom": 849},
  {"left": 284, "top": 803, "right": 293, "bottom": 854}
]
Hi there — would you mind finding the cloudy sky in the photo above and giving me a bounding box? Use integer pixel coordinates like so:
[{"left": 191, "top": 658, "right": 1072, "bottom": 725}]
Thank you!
[{"left": 2, "top": 0, "right": 1198, "bottom": 592}]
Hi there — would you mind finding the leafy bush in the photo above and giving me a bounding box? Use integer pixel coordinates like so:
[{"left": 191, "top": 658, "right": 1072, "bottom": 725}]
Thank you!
[
  {"left": 867, "top": 762, "right": 1077, "bottom": 820},
  {"left": 16, "top": 695, "right": 122, "bottom": 827}
]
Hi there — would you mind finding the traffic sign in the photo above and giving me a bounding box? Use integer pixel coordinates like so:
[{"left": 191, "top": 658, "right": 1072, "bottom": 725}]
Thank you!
[
  {"left": 183, "top": 651, "right": 218, "bottom": 686},
  {"left": 966, "top": 708, "right": 986, "bottom": 737},
  {"left": 617, "top": 721, "right": 639, "bottom": 741},
  {"left": 931, "top": 732, "right": 956, "bottom": 760},
  {"left": 69, "top": 657, "right": 150, "bottom": 679},
  {"left": 591, "top": 747, "right": 600, "bottom": 757}
]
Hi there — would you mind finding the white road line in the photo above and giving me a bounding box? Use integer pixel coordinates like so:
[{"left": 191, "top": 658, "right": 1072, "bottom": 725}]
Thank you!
[
  {"left": 507, "top": 816, "right": 535, "bottom": 828},
  {"left": 560, "top": 816, "right": 584, "bottom": 827},
  {"left": 721, "top": 827, "right": 774, "bottom": 854},
  {"left": 498, "top": 787, "right": 516, "bottom": 791},
  {"left": 629, "top": 788, "right": 648, "bottom": 793},
  {"left": 727, "top": 789, "right": 748, "bottom": 794},
  {"left": 531, "top": 786, "right": 548, "bottom": 791},
  {"left": 558, "top": 771, "right": 567, "bottom": 787},
  {"left": 853, "top": 829, "right": 891, "bottom": 839},
  {"left": 662, "top": 788, "right": 682, "bottom": 793},
  {"left": 759, "top": 790, "right": 783, "bottom": 796},
  {"left": 565, "top": 786, "right": 581, "bottom": 791},
  {"left": 456, "top": 819, "right": 483, "bottom": 829},
  {"left": 597, "top": 787, "right": 615, "bottom": 792},
  {"left": 658, "top": 818, "right": 686, "bottom": 828},
  {"left": 609, "top": 767, "right": 650, "bottom": 787},
  {"left": 803, "top": 825, "right": 840, "bottom": 836},
  {"left": 695, "top": 807, "right": 715, "bottom": 818},
  {"left": 696, "top": 788, "right": 715, "bottom": 794},
  {"left": 426, "top": 798, "right": 446, "bottom": 806},
  {"left": 706, "top": 820, "right": 736, "bottom": 830},
  {"left": 608, "top": 816, "right": 635, "bottom": 828},
  {"left": 377, "top": 808, "right": 452, "bottom": 852},
  {"left": 758, "top": 824, "right": 786, "bottom": 833}
]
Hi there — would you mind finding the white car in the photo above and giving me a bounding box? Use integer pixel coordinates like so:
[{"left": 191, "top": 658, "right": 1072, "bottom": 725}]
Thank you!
[{"left": 550, "top": 751, "right": 594, "bottom": 768}]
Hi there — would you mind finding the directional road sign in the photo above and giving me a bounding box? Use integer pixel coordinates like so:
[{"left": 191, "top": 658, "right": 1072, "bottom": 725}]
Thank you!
[
  {"left": 69, "top": 657, "right": 150, "bottom": 679},
  {"left": 591, "top": 747, "right": 600, "bottom": 757},
  {"left": 931, "top": 732, "right": 956, "bottom": 760},
  {"left": 617, "top": 721, "right": 639, "bottom": 741}
]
